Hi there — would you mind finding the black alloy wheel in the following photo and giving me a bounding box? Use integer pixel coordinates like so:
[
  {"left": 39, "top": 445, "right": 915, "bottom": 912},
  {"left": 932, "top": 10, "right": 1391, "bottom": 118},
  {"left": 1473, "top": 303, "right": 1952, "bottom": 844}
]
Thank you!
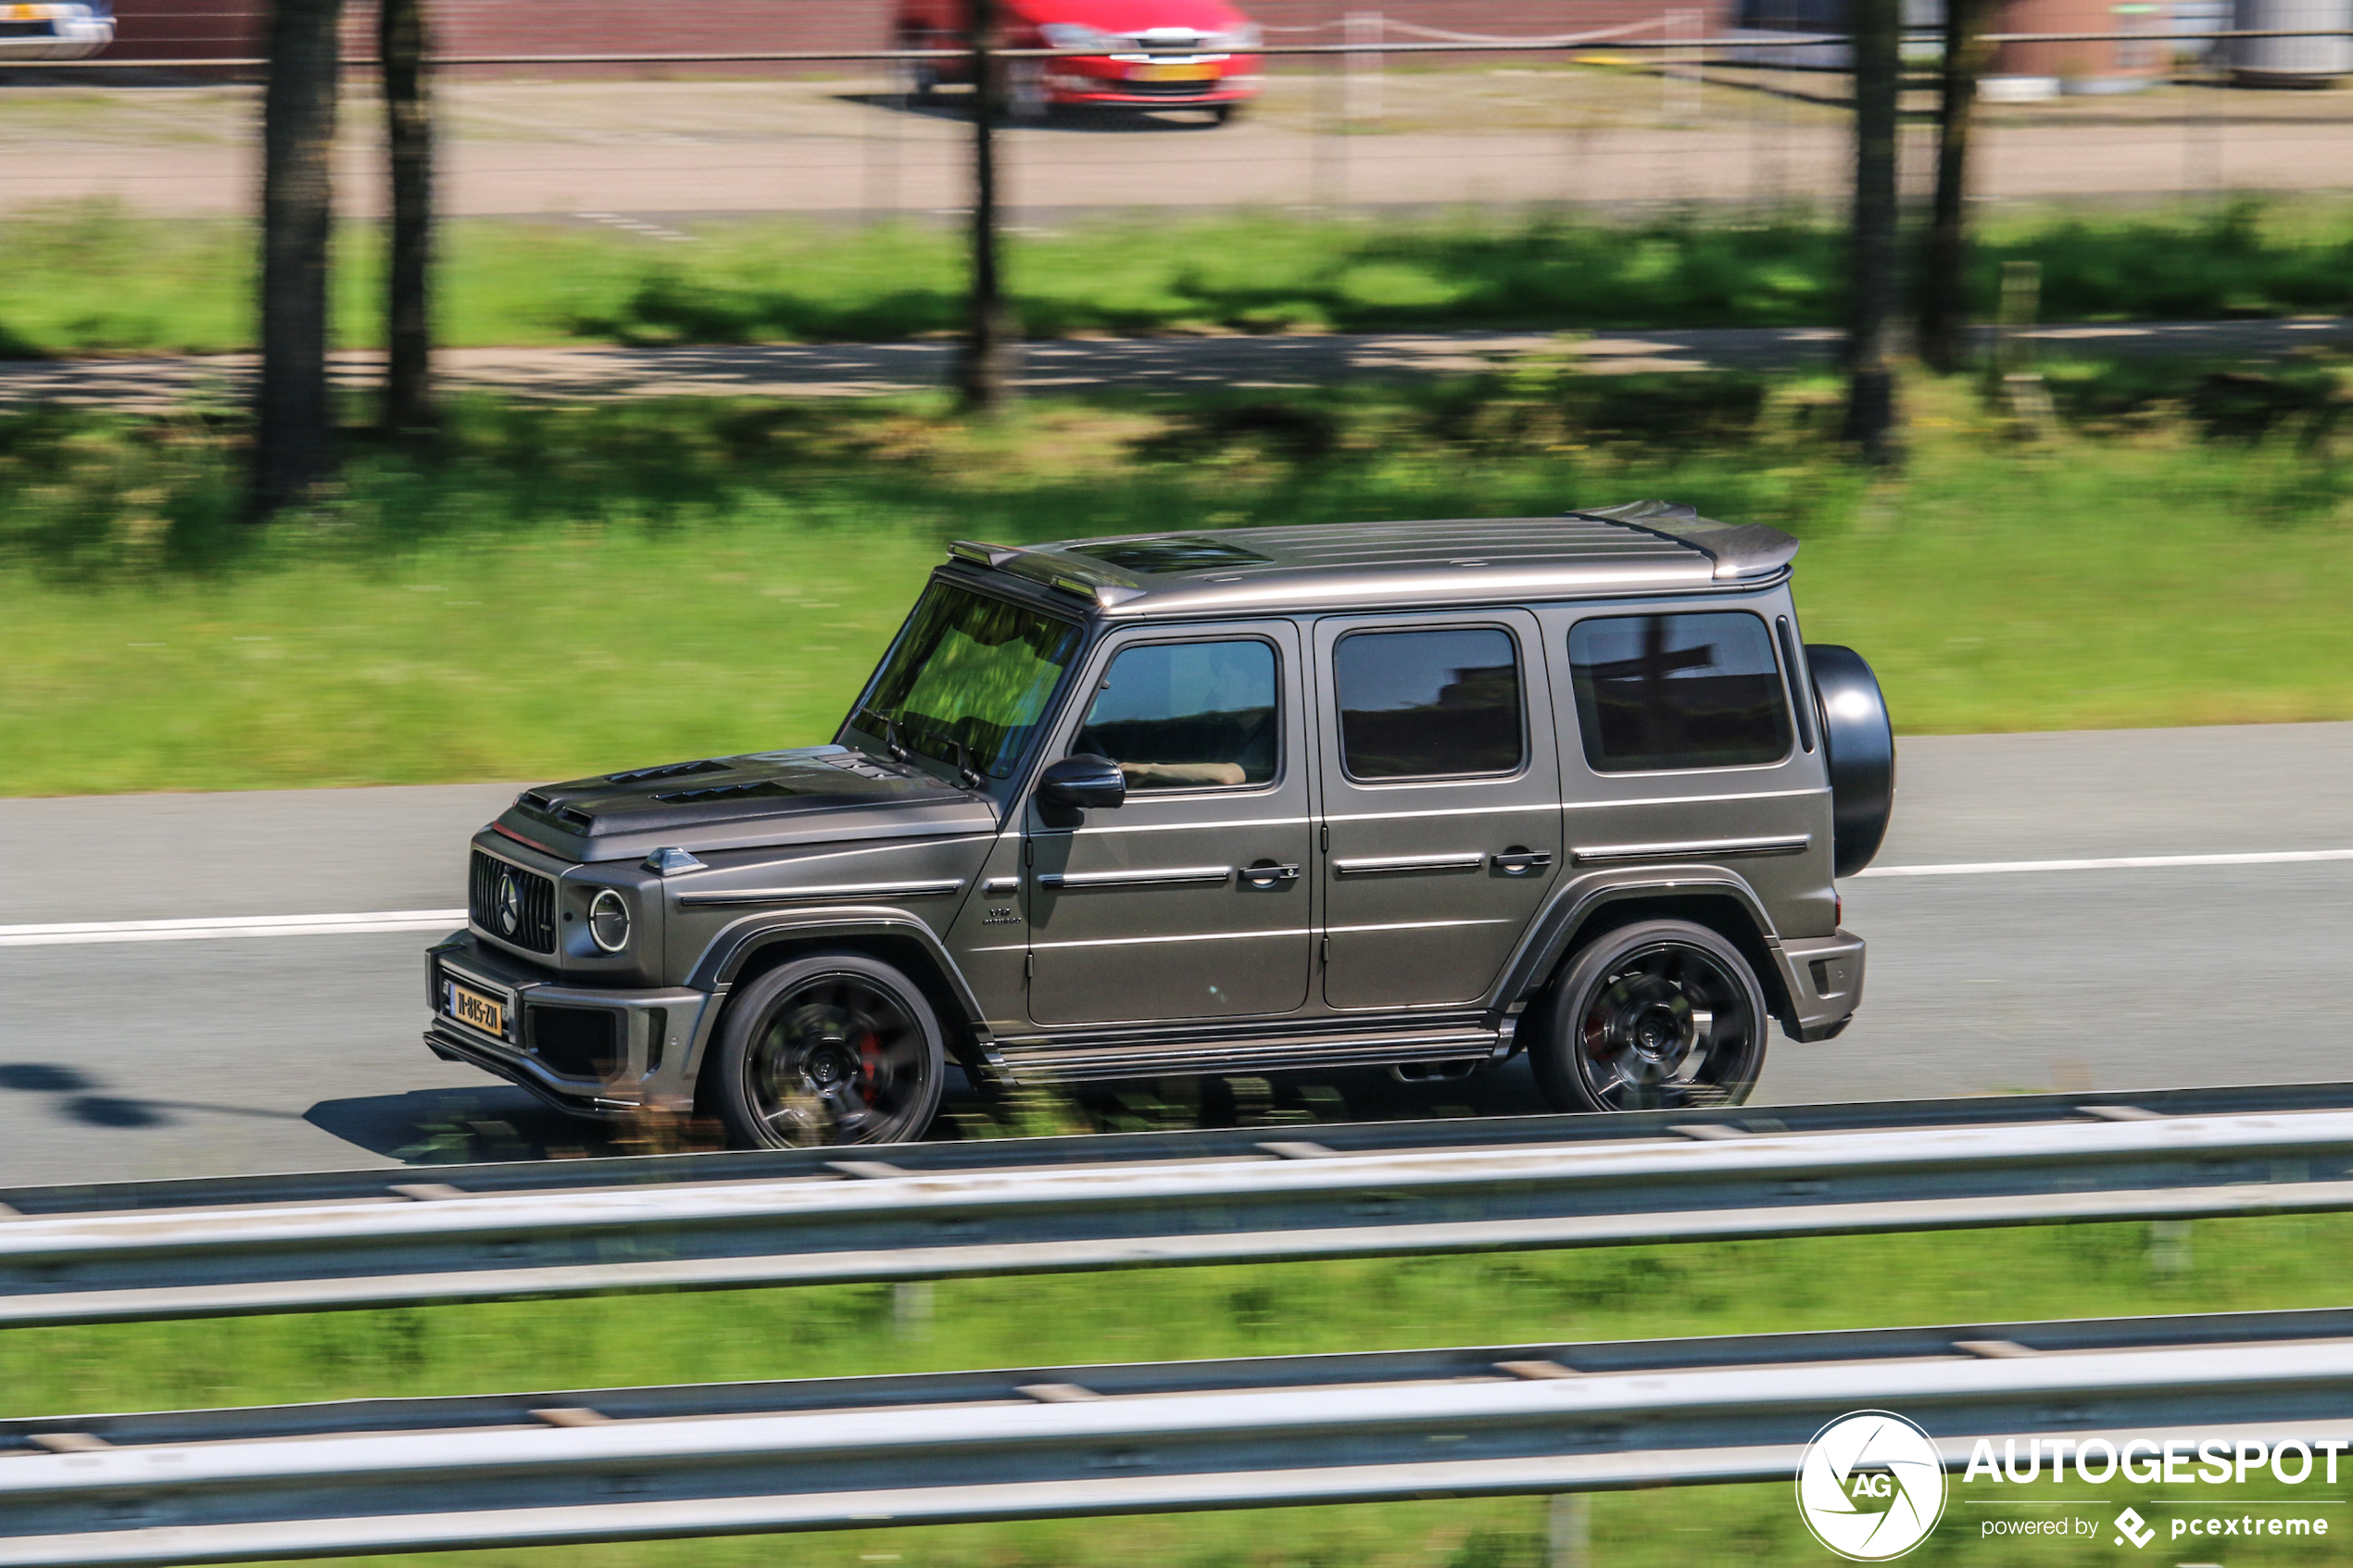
[
  {"left": 1529, "top": 919, "right": 1768, "bottom": 1113},
  {"left": 711, "top": 951, "right": 946, "bottom": 1148}
]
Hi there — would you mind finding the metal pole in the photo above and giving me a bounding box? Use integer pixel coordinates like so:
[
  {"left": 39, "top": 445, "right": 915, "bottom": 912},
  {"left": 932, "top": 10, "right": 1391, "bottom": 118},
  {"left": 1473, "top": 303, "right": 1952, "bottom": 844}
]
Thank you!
[{"left": 1547, "top": 1492, "right": 1592, "bottom": 1568}]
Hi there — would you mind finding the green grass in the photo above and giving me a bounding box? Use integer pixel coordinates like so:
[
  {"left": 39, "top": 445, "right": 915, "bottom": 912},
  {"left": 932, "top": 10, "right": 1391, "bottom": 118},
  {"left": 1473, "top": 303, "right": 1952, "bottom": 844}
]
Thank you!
[
  {"left": 12, "top": 1216, "right": 2353, "bottom": 1566},
  {"left": 7, "top": 198, "right": 2353, "bottom": 357},
  {"left": 4, "top": 361, "right": 2351, "bottom": 796}
]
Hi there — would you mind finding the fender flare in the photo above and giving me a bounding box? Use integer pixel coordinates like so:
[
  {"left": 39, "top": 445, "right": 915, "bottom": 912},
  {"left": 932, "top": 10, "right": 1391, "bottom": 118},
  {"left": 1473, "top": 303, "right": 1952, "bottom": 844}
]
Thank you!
[
  {"left": 684, "top": 908, "right": 992, "bottom": 1076},
  {"left": 1491, "top": 870, "right": 1796, "bottom": 1028}
]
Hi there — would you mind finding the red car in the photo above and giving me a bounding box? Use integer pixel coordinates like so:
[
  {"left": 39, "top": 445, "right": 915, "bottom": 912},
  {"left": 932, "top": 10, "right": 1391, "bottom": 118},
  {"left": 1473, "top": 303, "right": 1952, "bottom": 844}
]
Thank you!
[{"left": 896, "top": 0, "right": 1263, "bottom": 121}]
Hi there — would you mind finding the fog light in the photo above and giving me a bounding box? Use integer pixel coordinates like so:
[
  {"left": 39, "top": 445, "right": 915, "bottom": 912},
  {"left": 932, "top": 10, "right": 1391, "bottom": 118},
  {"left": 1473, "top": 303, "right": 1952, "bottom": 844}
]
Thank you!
[{"left": 587, "top": 889, "right": 632, "bottom": 953}]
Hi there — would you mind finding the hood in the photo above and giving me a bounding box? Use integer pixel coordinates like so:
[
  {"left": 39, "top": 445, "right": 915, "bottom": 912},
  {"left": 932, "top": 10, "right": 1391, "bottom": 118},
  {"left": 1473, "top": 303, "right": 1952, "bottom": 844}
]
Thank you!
[
  {"left": 1009, "top": 0, "right": 1252, "bottom": 35},
  {"left": 494, "top": 746, "right": 994, "bottom": 862}
]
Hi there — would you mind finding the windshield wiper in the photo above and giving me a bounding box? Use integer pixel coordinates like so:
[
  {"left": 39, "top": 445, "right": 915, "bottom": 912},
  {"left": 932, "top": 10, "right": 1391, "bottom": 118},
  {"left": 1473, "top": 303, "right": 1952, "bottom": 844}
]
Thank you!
[{"left": 851, "top": 704, "right": 909, "bottom": 764}]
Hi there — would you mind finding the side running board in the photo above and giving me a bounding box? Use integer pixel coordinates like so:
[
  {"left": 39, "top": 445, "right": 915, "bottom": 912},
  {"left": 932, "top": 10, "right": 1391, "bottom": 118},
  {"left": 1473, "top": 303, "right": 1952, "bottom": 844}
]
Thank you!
[{"left": 987, "top": 1023, "right": 1504, "bottom": 1085}]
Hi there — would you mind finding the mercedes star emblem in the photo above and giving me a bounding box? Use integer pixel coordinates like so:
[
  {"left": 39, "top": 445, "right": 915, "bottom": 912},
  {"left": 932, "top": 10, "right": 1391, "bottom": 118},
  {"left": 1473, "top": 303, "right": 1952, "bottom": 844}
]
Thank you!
[{"left": 496, "top": 870, "right": 522, "bottom": 936}]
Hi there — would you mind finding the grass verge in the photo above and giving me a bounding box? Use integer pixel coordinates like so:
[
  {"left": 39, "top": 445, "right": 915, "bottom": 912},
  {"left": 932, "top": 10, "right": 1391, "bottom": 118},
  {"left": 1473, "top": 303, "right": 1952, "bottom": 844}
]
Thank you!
[
  {"left": 5, "top": 198, "right": 2353, "bottom": 357},
  {"left": 4, "top": 360, "right": 2351, "bottom": 796},
  {"left": 8, "top": 1215, "right": 2353, "bottom": 1565}
]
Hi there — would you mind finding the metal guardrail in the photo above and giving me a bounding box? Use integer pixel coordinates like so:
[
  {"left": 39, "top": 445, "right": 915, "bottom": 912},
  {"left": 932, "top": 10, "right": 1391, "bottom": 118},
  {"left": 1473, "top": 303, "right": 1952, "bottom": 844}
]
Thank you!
[
  {"left": 6, "top": 1083, "right": 2353, "bottom": 1328},
  {"left": 8, "top": 1305, "right": 2353, "bottom": 1565}
]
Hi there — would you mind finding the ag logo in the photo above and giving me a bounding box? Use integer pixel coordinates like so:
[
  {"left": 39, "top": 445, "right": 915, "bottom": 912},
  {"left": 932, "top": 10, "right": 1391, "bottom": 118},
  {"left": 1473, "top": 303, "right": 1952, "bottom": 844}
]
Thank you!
[{"left": 1795, "top": 1411, "right": 1946, "bottom": 1561}]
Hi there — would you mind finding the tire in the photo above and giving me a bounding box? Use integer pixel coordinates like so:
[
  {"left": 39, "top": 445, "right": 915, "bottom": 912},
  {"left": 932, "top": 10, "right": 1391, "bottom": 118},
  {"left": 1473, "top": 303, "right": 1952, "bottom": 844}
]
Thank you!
[
  {"left": 710, "top": 950, "right": 946, "bottom": 1149},
  {"left": 1806, "top": 643, "right": 1895, "bottom": 877},
  {"left": 897, "top": 31, "right": 939, "bottom": 102},
  {"left": 1204, "top": 102, "right": 1239, "bottom": 125},
  {"left": 1007, "top": 58, "right": 1051, "bottom": 119},
  {"left": 1529, "top": 920, "right": 1768, "bottom": 1114}
]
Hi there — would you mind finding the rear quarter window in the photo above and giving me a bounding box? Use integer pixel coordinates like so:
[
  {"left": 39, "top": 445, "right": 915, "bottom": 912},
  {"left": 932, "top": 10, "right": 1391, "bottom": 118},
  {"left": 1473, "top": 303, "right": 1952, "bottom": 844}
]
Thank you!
[{"left": 1568, "top": 611, "right": 1793, "bottom": 772}]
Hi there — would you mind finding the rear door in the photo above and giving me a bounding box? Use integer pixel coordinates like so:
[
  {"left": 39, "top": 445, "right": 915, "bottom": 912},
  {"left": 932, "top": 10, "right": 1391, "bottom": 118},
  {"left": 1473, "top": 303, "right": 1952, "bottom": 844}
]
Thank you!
[
  {"left": 1026, "top": 621, "right": 1314, "bottom": 1027},
  {"left": 1315, "top": 610, "right": 1562, "bottom": 1010}
]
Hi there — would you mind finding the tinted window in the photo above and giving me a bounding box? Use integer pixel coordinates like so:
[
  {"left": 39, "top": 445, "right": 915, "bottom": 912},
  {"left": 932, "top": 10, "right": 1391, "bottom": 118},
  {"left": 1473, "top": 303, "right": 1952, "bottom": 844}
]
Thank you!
[
  {"left": 858, "top": 585, "right": 1081, "bottom": 778},
  {"left": 1568, "top": 612, "right": 1792, "bottom": 772},
  {"left": 1334, "top": 627, "right": 1523, "bottom": 781},
  {"left": 1073, "top": 639, "right": 1278, "bottom": 792}
]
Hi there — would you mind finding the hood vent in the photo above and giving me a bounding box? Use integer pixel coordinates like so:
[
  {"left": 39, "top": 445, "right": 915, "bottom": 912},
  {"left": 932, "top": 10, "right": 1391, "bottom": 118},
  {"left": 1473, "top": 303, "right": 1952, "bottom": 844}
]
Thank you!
[
  {"left": 605, "top": 759, "right": 729, "bottom": 784},
  {"left": 516, "top": 790, "right": 594, "bottom": 832},
  {"left": 651, "top": 780, "right": 800, "bottom": 804}
]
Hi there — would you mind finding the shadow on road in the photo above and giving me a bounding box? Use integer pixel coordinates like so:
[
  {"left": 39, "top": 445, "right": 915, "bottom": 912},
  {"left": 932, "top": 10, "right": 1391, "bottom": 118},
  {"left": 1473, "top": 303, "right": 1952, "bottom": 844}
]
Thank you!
[
  {"left": 304, "top": 1057, "right": 1548, "bottom": 1166},
  {"left": 0, "top": 1060, "right": 316, "bottom": 1135}
]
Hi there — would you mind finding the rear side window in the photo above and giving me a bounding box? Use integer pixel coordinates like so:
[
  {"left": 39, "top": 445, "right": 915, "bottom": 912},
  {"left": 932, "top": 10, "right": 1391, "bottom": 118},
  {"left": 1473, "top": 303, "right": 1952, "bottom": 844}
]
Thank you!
[
  {"left": 1568, "top": 611, "right": 1793, "bottom": 772},
  {"left": 1333, "top": 627, "right": 1523, "bottom": 781},
  {"left": 1073, "top": 639, "right": 1278, "bottom": 791}
]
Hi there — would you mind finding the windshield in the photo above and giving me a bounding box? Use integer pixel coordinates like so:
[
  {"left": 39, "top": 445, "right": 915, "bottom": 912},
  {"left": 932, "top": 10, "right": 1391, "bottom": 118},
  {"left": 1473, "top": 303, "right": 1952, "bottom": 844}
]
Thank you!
[{"left": 850, "top": 583, "right": 1082, "bottom": 780}]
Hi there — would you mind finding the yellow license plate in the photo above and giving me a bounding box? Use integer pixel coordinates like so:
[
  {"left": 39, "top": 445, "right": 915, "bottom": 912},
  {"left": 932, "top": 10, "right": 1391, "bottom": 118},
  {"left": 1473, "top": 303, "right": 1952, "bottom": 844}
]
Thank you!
[
  {"left": 1134, "top": 62, "right": 1215, "bottom": 82},
  {"left": 447, "top": 981, "right": 506, "bottom": 1038}
]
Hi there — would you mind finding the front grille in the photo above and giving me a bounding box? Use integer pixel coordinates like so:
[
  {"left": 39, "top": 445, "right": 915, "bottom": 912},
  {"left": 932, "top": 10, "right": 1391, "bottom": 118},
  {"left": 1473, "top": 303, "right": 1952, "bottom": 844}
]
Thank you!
[
  {"left": 0, "top": 19, "right": 57, "bottom": 32},
  {"left": 1114, "top": 77, "right": 1224, "bottom": 96},
  {"left": 528, "top": 1006, "right": 622, "bottom": 1079},
  {"left": 470, "top": 849, "right": 558, "bottom": 953}
]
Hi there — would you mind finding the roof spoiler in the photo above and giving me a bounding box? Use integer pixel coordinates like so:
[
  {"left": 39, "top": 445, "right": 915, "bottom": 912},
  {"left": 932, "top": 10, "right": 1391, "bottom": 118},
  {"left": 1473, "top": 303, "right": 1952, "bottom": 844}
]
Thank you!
[
  {"left": 1568, "top": 500, "right": 1800, "bottom": 583},
  {"left": 945, "top": 540, "right": 1147, "bottom": 609}
]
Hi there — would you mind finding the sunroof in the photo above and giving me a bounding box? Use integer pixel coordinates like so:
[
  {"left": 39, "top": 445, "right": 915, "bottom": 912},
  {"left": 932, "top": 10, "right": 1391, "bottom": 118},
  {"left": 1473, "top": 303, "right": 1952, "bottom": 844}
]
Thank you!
[{"left": 1073, "top": 537, "right": 1273, "bottom": 574}]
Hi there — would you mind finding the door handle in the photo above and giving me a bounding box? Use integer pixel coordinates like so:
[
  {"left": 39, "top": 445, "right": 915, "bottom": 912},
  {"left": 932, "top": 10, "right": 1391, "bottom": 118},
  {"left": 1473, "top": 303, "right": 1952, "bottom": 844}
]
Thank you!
[
  {"left": 1241, "top": 861, "right": 1301, "bottom": 888},
  {"left": 1490, "top": 849, "right": 1555, "bottom": 876}
]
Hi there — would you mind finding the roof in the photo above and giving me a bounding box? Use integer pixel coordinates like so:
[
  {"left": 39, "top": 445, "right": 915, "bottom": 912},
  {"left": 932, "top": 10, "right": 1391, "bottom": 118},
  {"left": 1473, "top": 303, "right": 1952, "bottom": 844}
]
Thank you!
[{"left": 943, "top": 501, "right": 1799, "bottom": 619}]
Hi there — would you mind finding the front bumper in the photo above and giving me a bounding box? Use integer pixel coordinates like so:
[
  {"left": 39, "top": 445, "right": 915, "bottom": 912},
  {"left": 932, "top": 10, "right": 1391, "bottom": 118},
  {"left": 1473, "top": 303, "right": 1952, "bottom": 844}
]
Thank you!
[
  {"left": 423, "top": 932, "right": 713, "bottom": 1119},
  {"left": 0, "top": 16, "right": 113, "bottom": 59},
  {"left": 1776, "top": 928, "right": 1867, "bottom": 1043},
  {"left": 1044, "top": 59, "right": 1259, "bottom": 105}
]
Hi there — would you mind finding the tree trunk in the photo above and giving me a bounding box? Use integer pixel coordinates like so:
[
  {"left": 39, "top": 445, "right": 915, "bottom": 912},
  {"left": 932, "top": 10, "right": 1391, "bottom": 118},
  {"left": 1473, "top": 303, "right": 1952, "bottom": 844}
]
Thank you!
[
  {"left": 252, "top": 0, "right": 346, "bottom": 518},
  {"left": 381, "top": 0, "right": 434, "bottom": 430},
  {"left": 1843, "top": 0, "right": 1903, "bottom": 464},
  {"left": 956, "top": 0, "right": 1013, "bottom": 412},
  {"left": 1918, "top": 0, "right": 1994, "bottom": 374}
]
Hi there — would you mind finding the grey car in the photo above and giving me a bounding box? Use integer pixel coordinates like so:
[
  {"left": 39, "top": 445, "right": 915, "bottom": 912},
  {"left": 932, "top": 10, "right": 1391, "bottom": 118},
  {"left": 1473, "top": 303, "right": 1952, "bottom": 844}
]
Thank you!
[{"left": 424, "top": 501, "right": 1894, "bottom": 1148}]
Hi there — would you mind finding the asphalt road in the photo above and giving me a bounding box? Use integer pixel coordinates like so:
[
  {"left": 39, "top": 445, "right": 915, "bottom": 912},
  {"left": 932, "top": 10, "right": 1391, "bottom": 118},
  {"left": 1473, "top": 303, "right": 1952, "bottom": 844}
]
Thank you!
[
  {"left": 4, "top": 721, "right": 2350, "bottom": 1186},
  {"left": 5, "top": 76, "right": 2351, "bottom": 218}
]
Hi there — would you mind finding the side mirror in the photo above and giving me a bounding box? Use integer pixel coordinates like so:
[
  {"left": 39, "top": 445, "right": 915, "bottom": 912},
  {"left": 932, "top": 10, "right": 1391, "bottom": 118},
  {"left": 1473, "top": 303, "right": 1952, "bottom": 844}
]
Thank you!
[{"left": 1038, "top": 754, "right": 1126, "bottom": 810}]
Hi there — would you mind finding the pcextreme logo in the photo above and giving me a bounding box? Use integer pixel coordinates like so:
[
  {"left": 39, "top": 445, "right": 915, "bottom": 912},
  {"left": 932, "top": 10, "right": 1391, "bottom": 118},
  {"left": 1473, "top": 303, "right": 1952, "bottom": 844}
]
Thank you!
[{"left": 1796, "top": 1411, "right": 1949, "bottom": 1561}]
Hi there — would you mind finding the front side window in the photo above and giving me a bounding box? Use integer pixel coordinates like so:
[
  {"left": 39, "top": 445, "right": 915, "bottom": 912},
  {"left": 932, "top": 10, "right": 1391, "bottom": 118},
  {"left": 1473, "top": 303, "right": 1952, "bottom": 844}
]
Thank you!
[
  {"left": 1072, "top": 638, "right": 1278, "bottom": 792},
  {"left": 1333, "top": 626, "right": 1523, "bottom": 781},
  {"left": 856, "top": 584, "right": 1081, "bottom": 779},
  {"left": 1568, "top": 611, "right": 1792, "bottom": 772}
]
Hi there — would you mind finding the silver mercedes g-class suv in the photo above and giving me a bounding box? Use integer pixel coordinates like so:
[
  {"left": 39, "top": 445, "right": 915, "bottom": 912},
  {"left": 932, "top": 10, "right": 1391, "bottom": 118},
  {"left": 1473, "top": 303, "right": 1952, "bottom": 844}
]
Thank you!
[{"left": 425, "top": 502, "right": 1894, "bottom": 1148}]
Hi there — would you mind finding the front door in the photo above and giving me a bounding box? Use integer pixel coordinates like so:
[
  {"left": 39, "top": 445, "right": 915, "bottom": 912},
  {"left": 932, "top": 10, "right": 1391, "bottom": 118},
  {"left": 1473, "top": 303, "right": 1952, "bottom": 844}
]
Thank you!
[
  {"left": 1315, "top": 610, "right": 1562, "bottom": 1010},
  {"left": 1026, "top": 621, "right": 1314, "bottom": 1027}
]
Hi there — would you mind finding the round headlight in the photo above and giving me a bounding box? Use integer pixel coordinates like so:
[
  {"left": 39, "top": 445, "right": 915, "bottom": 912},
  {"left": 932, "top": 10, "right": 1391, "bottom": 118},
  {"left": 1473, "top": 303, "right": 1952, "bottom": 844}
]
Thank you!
[{"left": 587, "top": 889, "right": 632, "bottom": 953}]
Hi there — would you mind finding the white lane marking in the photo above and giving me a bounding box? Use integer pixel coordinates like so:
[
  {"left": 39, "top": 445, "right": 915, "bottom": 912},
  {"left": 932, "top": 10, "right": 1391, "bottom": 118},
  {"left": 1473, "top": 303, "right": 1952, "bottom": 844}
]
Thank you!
[
  {"left": 1857, "top": 849, "right": 2353, "bottom": 879},
  {"left": 0, "top": 910, "right": 467, "bottom": 947}
]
